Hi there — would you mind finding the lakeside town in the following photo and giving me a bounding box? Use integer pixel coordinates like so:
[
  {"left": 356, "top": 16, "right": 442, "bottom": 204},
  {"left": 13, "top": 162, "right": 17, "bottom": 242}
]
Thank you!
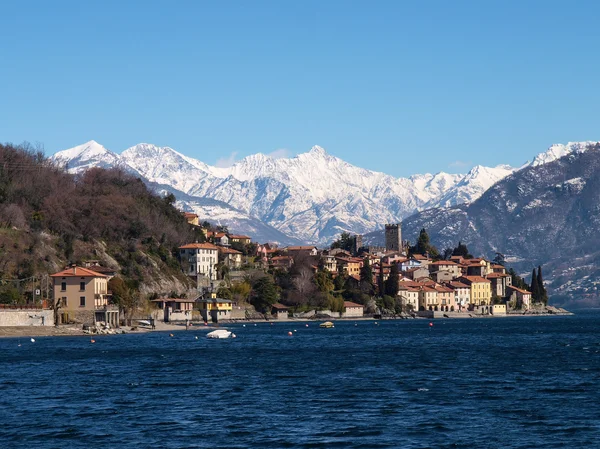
[{"left": 0, "top": 212, "right": 569, "bottom": 336}]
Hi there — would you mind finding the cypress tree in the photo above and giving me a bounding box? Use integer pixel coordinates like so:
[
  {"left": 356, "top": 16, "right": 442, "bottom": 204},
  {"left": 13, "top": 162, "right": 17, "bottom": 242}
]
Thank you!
[
  {"left": 384, "top": 264, "right": 400, "bottom": 297},
  {"left": 537, "top": 265, "right": 548, "bottom": 305},
  {"left": 530, "top": 268, "right": 539, "bottom": 303},
  {"left": 360, "top": 257, "right": 374, "bottom": 295}
]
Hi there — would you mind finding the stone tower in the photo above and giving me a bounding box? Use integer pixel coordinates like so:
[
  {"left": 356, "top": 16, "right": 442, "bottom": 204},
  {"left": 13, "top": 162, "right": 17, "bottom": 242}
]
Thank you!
[
  {"left": 352, "top": 234, "right": 363, "bottom": 255},
  {"left": 385, "top": 223, "right": 402, "bottom": 252}
]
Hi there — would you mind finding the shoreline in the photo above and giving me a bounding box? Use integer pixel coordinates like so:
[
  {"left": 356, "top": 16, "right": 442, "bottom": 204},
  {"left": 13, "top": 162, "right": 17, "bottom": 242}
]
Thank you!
[{"left": 0, "top": 307, "right": 573, "bottom": 338}]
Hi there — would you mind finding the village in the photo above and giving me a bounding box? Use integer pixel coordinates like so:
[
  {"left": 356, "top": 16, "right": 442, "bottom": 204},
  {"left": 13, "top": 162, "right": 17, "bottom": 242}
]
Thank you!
[{"left": 0, "top": 208, "right": 561, "bottom": 336}]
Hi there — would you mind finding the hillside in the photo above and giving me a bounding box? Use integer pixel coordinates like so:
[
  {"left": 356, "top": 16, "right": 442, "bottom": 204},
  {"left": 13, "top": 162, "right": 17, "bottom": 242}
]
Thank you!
[{"left": 0, "top": 142, "right": 199, "bottom": 301}]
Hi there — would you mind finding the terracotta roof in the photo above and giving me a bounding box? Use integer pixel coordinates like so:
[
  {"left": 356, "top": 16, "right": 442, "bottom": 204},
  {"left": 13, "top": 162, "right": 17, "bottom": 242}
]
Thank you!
[
  {"left": 491, "top": 264, "right": 505, "bottom": 269},
  {"left": 272, "top": 303, "right": 289, "bottom": 310},
  {"left": 286, "top": 246, "right": 317, "bottom": 251},
  {"left": 219, "top": 247, "right": 242, "bottom": 254},
  {"left": 486, "top": 272, "right": 508, "bottom": 278},
  {"left": 229, "top": 235, "right": 251, "bottom": 239},
  {"left": 344, "top": 301, "right": 363, "bottom": 308},
  {"left": 507, "top": 285, "right": 531, "bottom": 295},
  {"left": 183, "top": 212, "right": 198, "bottom": 218},
  {"left": 271, "top": 256, "right": 293, "bottom": 261},
  {"left": 447, "top": 281, "right": 470, "bottom": 289},
  {"left": 398, "top": 285, "right": 420, "bottom": 292},
  {"left": 412, "top": 254, "right": 428, "bottom": 260},
  {"left": 460, "top": 276, "right": 491, "bottom": 284},
  {"left": 51, "top": 266, "right": 107, "bottom": 278},
  {"left": 180, "top": 243, "right": 219, "bottom": 250},
  {"left": 430, "top": 260, "right": 457, "bottom": 266},
  {"left": 421, "top": 286, "right": 437, "bottom": 292},
  {"left": 435, "top": 285, "right": 454, "bottom": 293}
]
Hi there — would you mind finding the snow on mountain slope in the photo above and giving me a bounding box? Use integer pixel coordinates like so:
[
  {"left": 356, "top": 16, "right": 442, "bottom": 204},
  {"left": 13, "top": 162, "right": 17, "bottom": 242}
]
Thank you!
[
  {"left": 53, "top": 140, "right": 120, "bottom": 172},
  {"left": 58, "top": 140, "right": 600, "bottom": 244},
  {"left": 527, "top": 141, "right": 599, "bottom": 167}
]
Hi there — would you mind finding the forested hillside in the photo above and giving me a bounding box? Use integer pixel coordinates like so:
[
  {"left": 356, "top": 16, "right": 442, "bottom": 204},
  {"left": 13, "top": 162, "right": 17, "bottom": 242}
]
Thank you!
[{"left": 0, "top": 142, "right": 200, "bottom": 301}]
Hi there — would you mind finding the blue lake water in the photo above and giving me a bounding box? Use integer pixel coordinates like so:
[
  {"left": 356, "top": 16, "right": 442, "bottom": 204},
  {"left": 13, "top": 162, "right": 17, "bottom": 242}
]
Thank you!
[{"left": 0, "top": 312, "right": 599, "bottom": 448}]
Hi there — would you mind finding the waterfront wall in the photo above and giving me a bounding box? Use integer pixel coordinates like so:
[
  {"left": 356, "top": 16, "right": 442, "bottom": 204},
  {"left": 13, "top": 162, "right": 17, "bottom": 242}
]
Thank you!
[{"left": 0, "top": 310, "right": 54, "bottom": 327}]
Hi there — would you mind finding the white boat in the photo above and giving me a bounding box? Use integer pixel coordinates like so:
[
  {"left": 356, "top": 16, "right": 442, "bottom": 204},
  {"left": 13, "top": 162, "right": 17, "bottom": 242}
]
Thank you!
[
  {"left": 137, "top": 320, "right": 152, "bottom": 326},
  {"left": 206, "top": 329, "right": 236, "bottom": 339}
]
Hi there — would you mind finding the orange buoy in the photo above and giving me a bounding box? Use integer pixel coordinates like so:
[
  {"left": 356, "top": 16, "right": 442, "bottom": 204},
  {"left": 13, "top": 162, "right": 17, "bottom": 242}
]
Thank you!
[
  {"left": 90, "top": 339, "right": 96, "bottom": 344},
  {"left": 429, "top": 322, "right": 433, "bottom": 327},
  {"left": 169, "top": 333, "right": 174, "bottom": 337},
  {"left": 288, "top": 331, "right": 293, "bottom": 336}
]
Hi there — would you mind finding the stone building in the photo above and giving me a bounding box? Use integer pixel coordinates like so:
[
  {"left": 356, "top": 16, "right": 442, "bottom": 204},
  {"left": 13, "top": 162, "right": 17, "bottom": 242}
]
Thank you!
[{"left": 385, "top": 223, "right": 402, "bottom": 252}]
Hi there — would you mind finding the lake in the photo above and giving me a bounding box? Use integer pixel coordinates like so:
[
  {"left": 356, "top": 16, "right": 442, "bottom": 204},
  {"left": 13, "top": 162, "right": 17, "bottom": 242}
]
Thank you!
[{"left": 0, "top": 312, "right": 599, "bottom": 448}]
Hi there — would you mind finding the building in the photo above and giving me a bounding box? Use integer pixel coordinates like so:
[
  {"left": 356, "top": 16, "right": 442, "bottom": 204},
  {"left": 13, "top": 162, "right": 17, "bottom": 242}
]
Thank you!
[
  {"left": 336, "top": 257, "right": 362, "bottom": 277},
  {"left": 418, "top": 286, "right": 439, "bottom": 311},
  {"left": 459, "top": 276, "right": 492, "bottom": 306},
  {"left": 271, "top": 303, "right": 289, "bottom": 320},
  {"left": 51, "top": 266, "right": 118, "bottom": 326},
  {"left": 271, "top": 256, "right": 294, "bottom": 269},
  {"left": 229, "top": 234, "right": 252, "bottom": 245},
  {"left": 183, "top": 212, "right": 199, "bottom": 226},
  {"left": 219, "top": 247, "right": 243, "bottom": 269},
  {"left": 447, "top": 281, "right": 471, "bottom": 310},
  {"left": 429, "top": 260, "right": 461, "bottom": 278},
  {"left": 431, "top": 270, "right": 454, "bottom": 283},
  {"left": 385, "top": 223, "right": 402, "bottom": 252},
  {"left": 486, "top": 272, "right": 512, "bottom": 298},
  {"left": 435, "top": 284, "right": 456, "bottom": 311},
  {"left": 198, "top": 298, "right": 233, "bottom": 323},
  {"left": 321, "top": 255, "right": 337, "bottom": 273},
  {"left": 285, "top": 246, "right": 318, "bottom": 257},
  {"left": 342, "top": 301, "right": 364, "bottom": 318},
  {"left": 352, "top": 234, "right": 363, "bottom": 255},
  {"left": 179, "top": 242, "right": 219, "bottom": 282},
  {"left": 152, "top": 298, "right": 195, "bottom": 322},
  {"left": 506, "top": 286, "right": 531, "bottom": 310},
  {"left": 398, "top": 285, "right": 419, "bottom": 311}
]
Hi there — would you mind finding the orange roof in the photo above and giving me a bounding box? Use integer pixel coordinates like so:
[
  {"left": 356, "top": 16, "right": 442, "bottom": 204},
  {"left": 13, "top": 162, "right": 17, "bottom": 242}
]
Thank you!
[
  {"left": 344, "top": 301, "right": 363, "bottom": 308},
  {"left": 272, "top": 303, "right": 289, "bottom": 309},
  {"left": 219, "top": 247, "right": 242, "bottom": 254},
  {"left": 180, "top": 242, "right": 219, "bottom": 250},
  {"left": 460, "top": 275, "right": 491, "bottom": 284},
  {"left": 183, "top": 212, "right": 198, "bottom": 218},
  {"left": 271, "top": 256, "right": 293, "bottom": 261},
  {"left": 286, "top": 246, "right": 317, "bottom": 251},
  {"left": 412, "top": 254, "right": 428, "bottom": 260},
  {"left": 430, "top": 260, "right": 457, "bottom": 265},
  {"left": 398, "top": 285, "right": 420, "bottom": 292},
  {"left": 435, "top": 285, "right": 454, "bottom": 293},
  {"left": 507, "top": 285, "right": 531, "bottom": 295},
  {"left": 51, "top": 266, "right": 107, "bottom": 278},
  {"left": 229, "top": 235, "right": 251, "bottom": 239},
  {"left": 447, "top": 281, "right": 470, "bottom": 289},
  {"left": 421, "top": 286, "right": 437, "bottom": 292},
  {"left": 486, "top": 273, "right": 508, "bottom": 278}
]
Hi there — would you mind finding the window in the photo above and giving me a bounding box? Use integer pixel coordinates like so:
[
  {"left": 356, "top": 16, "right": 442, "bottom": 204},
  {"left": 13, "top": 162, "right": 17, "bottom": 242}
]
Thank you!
[
  {"left": 62, "top": 297, "right": 68, "bottom": 307},
  {"left": 61, "top": 282, "right": 66, "bottom": 291},
  {"left": 80, "top": 296, "right": 86, "bottom": 307},
  {"left": 80, "top": 281, "right": 86, "bottom": 291}
]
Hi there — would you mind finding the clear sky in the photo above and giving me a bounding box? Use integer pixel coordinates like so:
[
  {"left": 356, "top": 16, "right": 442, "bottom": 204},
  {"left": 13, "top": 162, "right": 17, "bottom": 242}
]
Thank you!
[{"left": 1, "top": 0, "right": 599, "bottom": 177}]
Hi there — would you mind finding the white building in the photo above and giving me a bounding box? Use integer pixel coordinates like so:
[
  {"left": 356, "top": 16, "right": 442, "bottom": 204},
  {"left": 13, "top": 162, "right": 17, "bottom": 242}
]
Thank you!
[
  {"left": 179, "top": 243, "right": 219, "bottom": 281},
  {"left": 447, "top": 281, "right": 471, "bottom": 310}
]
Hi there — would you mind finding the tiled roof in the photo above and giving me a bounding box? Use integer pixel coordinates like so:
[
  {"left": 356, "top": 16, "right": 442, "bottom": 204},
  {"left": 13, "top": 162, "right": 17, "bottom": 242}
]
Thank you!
[
  {"left": 219, "top": 247, "right": 242, "bottom": 254},
  {"left": 460, "top": 276, "right": 491, "bottom": 284},
  {"left": 344, "top": 301, "right": 363, "bottom": 308},
  {"left": 51, "top": 266, "right": 107, "bottom": 278},
  {"left": 180, "top": 243, "right": 219, "bottom": 250},
  {"left": 447, "top": 281, "right": 470, "bottom": 289},
  {"left": 272, "top": 303, "right": 289, "bottom": 310},
  {"left": 286, "top": 246, "right": 317, "bottom": 251},
  {"left": 507, "top": 285, "right": 531, "bottom": 295},
  {"left": 430, "top": 260, "right": 457, "bottom": 265},
  {"left": 229, "top": 235, "right": 251, "bottom": 239}
]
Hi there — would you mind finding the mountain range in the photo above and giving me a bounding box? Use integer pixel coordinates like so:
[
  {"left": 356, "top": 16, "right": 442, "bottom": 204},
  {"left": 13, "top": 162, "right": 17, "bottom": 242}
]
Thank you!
[{"left": 52, "top": 140, "right": 581, "bottom": 245}]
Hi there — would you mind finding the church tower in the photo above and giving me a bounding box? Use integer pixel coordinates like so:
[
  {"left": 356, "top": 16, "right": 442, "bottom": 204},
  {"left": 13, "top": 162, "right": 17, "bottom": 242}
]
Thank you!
[{"left": 385, "top": 223, "right": 402, "bottom": 252}]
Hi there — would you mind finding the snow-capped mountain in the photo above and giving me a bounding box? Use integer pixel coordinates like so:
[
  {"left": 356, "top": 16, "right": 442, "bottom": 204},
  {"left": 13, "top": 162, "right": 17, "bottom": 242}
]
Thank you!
[{"left": 52, "top": 140, "right": 593, "bottom": 245}]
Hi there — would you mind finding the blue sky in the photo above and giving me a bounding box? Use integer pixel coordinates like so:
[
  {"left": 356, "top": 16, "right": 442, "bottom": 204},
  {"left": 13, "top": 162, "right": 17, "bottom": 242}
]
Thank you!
[{"left": 1, "top": 0, "right": 599, "bottom": 177}]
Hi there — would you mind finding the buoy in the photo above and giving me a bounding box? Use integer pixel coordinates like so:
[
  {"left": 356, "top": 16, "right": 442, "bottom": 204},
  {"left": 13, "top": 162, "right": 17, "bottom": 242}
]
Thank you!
[
  {"left": 374, "top": 322, "right": 378, "bottom": 325},
  {"left": 355, "top": 323, "right": 358, "bottom": 326},
  {"left": 243, "top": 324, "right": 246, "bottom": 327},
  {"left": 305, "top": 324, "right": 309, "bottom": 327},
  {"left": 169, "top": 333, "right": 174, "bottom": 337},
  {"left": 254, "top": 324, "right": 257, "bottom": 326},
  {"left": 429, "top": 322, "right": 433, "bottom": 327},
  {"left": 90, "top": 339, "right": 96, "bottom": 344},
  {"left": 194, "top": 336, "right": 198, "bottom": 340},
  {"left": 270, "top": 322, "right": 273, "bottom": 325},
  {"left": 204, "top": 322, "right": 208, "bottom": 326},
  {"left": 30, "top": 338, "right": 35, "bottom": 343},
  {"left": 294, "top": 329, "right": 297, "bottom": 332},
  {"left": 288, "top": 331, "right": 293, "bottom": 336}
]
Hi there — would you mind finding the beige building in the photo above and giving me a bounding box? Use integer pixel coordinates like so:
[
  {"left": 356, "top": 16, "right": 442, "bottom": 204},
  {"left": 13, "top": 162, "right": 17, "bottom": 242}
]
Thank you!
[
  {"left": 342, "top": 301, "right": 364, "bottom": 318},
  {"left": 398, "top": 285, "right": 419, "bottom": 311},
  {"left": 429, "top": 260, "right": 461, "bottom": 278},
  {"left": 419, "top": 286, "right": 439, "bottom": 311},
  {"left": 219, "top": 247, "right": 243, "bottom": 269},
  {"left": 51, "top": 266, "right": 117, "bottom": 326}
]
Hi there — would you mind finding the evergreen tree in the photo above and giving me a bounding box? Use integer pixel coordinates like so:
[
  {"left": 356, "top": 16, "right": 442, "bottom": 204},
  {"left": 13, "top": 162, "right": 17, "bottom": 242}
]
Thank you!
[
  {"left": 452, "top": 241, "right": 473, "bottom": 259},
  {"left": 384, "top": 263, "right": 400, "bottom": 297},
  {"left": 415, "top": 228, "right": 430, "bottom": 255},
  {"left": 537, "top": 265, "right": 548, "bottom": 305},
  {"left": 249, "top": 275, "right": 279, "bottom": 313},
  {"left": 508, "top": 267, "right": 527, "bottom": 290},
  {"left": 530, "top": 268, "right": 539, "bottom": 303},
  {"left": 359, "top": 257, "right": 374, "bottom": 295}
]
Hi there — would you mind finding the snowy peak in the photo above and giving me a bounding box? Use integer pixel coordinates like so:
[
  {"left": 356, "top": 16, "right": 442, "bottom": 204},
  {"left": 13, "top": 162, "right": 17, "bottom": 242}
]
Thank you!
[
  {"left": 53, "top": 140, "right": 119, "bottom": 172},
  {"left": 528, "top": 141, "right": 600, "bottom": 167}
]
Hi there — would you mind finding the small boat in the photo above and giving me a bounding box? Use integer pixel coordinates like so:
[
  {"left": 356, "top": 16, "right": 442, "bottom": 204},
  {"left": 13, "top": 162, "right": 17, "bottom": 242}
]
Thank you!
[
  {"left": 206, "top": 329, "right": 236, "bottom": 339},
  {"left": 137, "top": 320, "right": 152, "bottom": 326},
  {"left": 319, "top": 321, "right": 334, "bottom": 328}
]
